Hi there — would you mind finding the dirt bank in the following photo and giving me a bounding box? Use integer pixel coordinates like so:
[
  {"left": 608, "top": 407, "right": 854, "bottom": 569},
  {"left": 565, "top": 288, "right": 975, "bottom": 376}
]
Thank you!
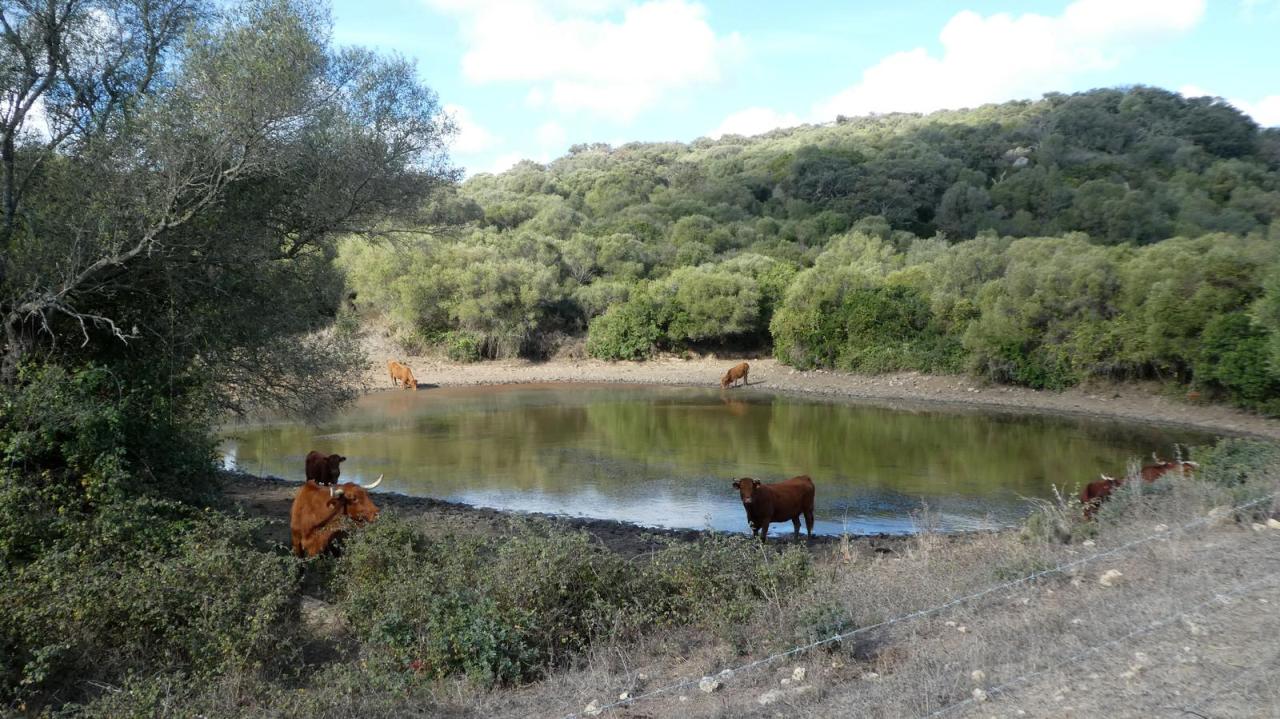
[{"left": 362, "top": 351, "right": 1280, "bottom": 440}]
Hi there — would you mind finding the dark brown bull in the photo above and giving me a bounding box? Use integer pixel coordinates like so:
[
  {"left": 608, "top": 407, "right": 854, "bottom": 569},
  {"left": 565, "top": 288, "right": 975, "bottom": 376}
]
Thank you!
[
  {"left": 305, "top": 450, "right": 345, "bottom": 486},
  {"left": 732, "top": 475, "right": 815, "bottom": 541},
  {"left": 721, "top": 362, "right": 749, "bottom": 389},
  {"left": 290, "top": 474, "right": 383, "bottom": 557}
]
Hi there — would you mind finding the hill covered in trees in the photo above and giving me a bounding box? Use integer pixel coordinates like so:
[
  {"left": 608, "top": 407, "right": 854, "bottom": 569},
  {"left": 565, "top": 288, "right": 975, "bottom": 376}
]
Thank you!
[{"left": 342, "top": 86, "right": 1280, "bottom": 412}]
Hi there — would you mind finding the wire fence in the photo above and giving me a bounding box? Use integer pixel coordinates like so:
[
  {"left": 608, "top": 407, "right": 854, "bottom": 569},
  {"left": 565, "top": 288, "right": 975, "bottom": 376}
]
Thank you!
[
  {"left": 560, "top": 491, "right": 1278, "bottom": 719},
  {"left": 919, "top": 571, "right": 1280, "bottom": 717}
]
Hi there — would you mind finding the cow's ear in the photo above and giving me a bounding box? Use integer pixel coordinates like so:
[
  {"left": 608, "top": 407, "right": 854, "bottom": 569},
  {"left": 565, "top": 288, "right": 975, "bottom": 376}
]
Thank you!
[
  {"left": 731, "top": 479, "right": 740, "bottom": 489},
  {"left": 338, "top": 455, "right": 347, "bottom": 463},
  {"left": 752, "top": 479, "right": 761, "bottom": 488}
]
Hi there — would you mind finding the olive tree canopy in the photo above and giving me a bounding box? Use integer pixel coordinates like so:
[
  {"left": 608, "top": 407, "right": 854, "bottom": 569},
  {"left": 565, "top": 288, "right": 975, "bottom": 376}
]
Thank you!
[{"left": 0, "top": 0, "right": 457, "bottom": 414}]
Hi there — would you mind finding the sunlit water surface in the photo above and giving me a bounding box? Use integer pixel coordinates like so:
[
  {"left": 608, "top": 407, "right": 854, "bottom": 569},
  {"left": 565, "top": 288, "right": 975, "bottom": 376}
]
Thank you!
[{"left": 221, "top": 384, "right": 1216, "bottom": 535}]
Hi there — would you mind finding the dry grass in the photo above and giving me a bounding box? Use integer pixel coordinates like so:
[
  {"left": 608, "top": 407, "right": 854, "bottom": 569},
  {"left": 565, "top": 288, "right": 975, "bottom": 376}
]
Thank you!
[{"left": 468, "top": 466, "right": 1280, "bottom": 719}]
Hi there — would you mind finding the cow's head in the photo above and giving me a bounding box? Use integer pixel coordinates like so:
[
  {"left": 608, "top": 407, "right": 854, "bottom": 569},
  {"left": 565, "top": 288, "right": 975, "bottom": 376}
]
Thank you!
[
  {"left": 720, "top": 373, "right": 732, "bottom": 388},
  {"left": 329, "top": 473, "right": 384, "bottom": 523},
  {"left": 732, "top": 477, "right": 762, "bottom": 505},
  {"left": 325, "top": 453, "right": 346, "bottom": 478}
]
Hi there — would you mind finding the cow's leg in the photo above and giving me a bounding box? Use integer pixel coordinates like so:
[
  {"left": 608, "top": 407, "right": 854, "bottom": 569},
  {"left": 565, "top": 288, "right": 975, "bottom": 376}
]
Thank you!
[
  {"left": 291, "top": 530, "right": 304, "bottom": 557},
  {"left": 804, "top": 507, "right": 815, "bottom": 537},
  {"left": 759, "top": 523, "right": 769, "bottom": 543},
  {"left": 792, "top": 516, "right": 801, "bottom": 535}
]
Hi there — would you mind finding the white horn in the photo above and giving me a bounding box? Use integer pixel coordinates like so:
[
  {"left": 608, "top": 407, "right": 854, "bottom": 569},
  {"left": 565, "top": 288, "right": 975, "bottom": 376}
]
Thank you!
[
  {"left": 329, "top": 486, "right": 344, "bottom": 498},
  {"left": 360, "top": 473, "right": 384, "bottom": 490}
]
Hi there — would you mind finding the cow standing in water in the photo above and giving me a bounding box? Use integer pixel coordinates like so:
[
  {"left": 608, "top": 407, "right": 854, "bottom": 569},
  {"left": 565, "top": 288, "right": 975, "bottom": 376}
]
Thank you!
[
  {"left": 305, "top": 451, "right": 345, "bottom": 486},
  {"left": 721, "top": 362, "right": 749, "bottom": 389},
  {"left": 732, "top": 475, "right": 815, "bottom": 541},
  {"left": 387, "top": 359, "right": 418, "bottom": 390},
  {"left": 290, "top": 474, "right": 384, "bottom": 557}
]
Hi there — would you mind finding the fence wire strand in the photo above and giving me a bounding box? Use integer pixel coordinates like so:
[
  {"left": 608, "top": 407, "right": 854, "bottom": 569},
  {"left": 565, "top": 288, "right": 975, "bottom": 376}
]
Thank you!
[{"left": 559, "top": 491, "right": 1278, "bottom": 719}]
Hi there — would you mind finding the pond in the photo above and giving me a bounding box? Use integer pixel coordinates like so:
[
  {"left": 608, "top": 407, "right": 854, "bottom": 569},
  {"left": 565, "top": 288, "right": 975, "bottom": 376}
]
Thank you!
[{"left": 221, "top": 384, "right": 1217, "bottom": 536}]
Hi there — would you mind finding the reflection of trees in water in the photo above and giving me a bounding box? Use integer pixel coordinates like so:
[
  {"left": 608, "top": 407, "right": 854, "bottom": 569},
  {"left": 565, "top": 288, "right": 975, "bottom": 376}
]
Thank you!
[{"left": 226, "top": 389, "right": 1214, "bottom": 504}]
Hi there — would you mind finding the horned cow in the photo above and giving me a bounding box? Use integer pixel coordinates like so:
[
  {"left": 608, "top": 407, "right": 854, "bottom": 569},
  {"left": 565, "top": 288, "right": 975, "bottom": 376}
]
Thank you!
[{"left": 290, "top": 474, "right": 384, "bottom": 557}]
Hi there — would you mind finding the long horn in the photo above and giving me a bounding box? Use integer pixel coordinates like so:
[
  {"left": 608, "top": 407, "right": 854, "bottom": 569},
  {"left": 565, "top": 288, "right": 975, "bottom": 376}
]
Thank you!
[
  {"left": 329, "top": 486, "right": 345, "bottom": 498},
  {"left": 359, "top": 473, "right": 384, "bottom": 490}
]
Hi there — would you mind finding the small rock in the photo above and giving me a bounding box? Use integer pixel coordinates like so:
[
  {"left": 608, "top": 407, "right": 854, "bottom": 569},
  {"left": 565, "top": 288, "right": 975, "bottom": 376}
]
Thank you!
[
  {"left": 971, "top": 669, "right": 987, "bottom": 683},
  {"left": 1082, "top": 539, "right": 1096, "bottom": 547},
  {"left": 618, "top": 692, "right": 631, "bottom": 701},
  {"left": 718, "top": 669, "right": 734, "bottom": 681},
  {"left": 758, "top": 689, "right": 784, "bottom": 706},
  {"left": 678, "top": 696, "right": 689, "bottom": 703},
  {"left": 1253, "top": 522, "right": 1266, "bottom": 532},
  {"left": 957, "top": 625, "right": 969, "bottom": 634},
  {"left": 972, "top": 688, "right": 989, "bottom": 702},
  {"left": 1267, "top": 518, "right": 1280, "bottom": 530},
  {"left": 637, "top": 673, "right": 648, "bottom": 681},
  {"left": 699, "top": 676, "right": 721, "bottom": 693},
  {"left": 944, "top": 620, "right": 957, "bottom": 627},
  {"left": 584, "top": 700, "right": 602, "bottom": 716},
  {"left": 792, "top": 667, "right": 806, "bottom": 682},
  {"left": 861, "top": 672, "right": 881, "bottom": 681},
  {"left": 780, "top": 678, "right": 792, "bottom": 687},
  {"left": 1099, "top": 569, "right": 1124, "bottom": 587},
  {"left": 1153, "top": 524, "right": 1168, "bottom": 532}
]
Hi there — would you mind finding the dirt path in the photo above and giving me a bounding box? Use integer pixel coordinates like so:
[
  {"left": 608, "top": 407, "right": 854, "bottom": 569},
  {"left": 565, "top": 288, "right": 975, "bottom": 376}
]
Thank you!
[{"left": 361, "top": 348, "right": 1280, "bottom": 440}]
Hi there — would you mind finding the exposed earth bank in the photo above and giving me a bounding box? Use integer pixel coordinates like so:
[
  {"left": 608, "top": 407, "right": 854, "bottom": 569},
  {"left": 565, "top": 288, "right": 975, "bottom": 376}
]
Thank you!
[{"left": 360, "top": 349, "right": 1280, "bottom": 440}]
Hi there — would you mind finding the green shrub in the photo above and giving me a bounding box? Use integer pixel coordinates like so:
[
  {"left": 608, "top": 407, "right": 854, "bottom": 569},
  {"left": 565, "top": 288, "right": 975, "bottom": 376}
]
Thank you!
[
  {"left": 1194, "top": 438, "right": 1280, "bottom": 487},
  {"left": 1194, "top": 313, "right": 1280, "bottom": 413},
  {"left": 0, "top": 512, "right": 299, "bottom": 704},
  {"left": 585, "top": 293, "right": 665, "bottom": 360}
]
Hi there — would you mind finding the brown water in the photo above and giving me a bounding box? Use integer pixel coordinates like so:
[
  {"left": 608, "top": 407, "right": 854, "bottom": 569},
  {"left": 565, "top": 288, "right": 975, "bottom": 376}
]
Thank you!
[{"left": 221, "top": 384, "right": 1217, "bottom": 535}]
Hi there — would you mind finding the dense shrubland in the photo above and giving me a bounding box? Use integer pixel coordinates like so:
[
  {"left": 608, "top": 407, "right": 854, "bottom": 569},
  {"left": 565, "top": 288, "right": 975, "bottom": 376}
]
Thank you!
[{"left": 342, "top": 86, "right": 1280, "bottom": 412}]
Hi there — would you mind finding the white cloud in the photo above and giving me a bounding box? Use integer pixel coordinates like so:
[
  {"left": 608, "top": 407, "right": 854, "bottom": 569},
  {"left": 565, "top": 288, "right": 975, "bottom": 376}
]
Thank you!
[
  {"left": 443, "top": 103, "right": 500, "bottom": 154},
  {"left": 1181, "top": 85, "right": 1280, "bottom": 128},
  {"left": 487, "top": 152, "right": 526, "bottom": 175},
  {"left": 426, "top": 0, "right": 742, "bottom": 122},
  {"left": 814, "top": 0, "right": 1206, "bottom": 121},
  {"left": 535, "top": 120, "right": 568, "bottom": 149},
  {"left": 709, "top": 107, "right": 802, "bottom": 139}
]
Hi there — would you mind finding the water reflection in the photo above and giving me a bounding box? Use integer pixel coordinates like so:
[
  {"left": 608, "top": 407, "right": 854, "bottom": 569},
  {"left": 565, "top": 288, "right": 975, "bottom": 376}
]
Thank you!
[{"left": 221, "top": 384, "right": 1216, "bottom": 535}]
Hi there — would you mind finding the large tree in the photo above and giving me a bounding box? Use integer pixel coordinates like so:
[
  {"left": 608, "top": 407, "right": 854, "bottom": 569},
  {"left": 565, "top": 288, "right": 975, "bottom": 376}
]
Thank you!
[{"left": 0, "top": 0, "right": 456, "bottom": 414}]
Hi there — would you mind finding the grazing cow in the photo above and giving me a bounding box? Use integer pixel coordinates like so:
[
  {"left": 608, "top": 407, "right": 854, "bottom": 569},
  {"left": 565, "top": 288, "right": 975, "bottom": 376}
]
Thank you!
[
  {"left": 732, "top": 475, "right": 815, "bottom": 541},
  {"left": 305, "top": 450, "right": 346, "bottom": 486},
  {"left": 721, "top": 362, "right": 749, "bottom": 389},
  {"left": 290, "top": 474, "right": 383, "bottom": 557},
  {"left": 387, "top": 359, "right": 418, "bottom": 390},
  {"left": 1080, "top": 455, "right": 1199, "bottom": 519}
]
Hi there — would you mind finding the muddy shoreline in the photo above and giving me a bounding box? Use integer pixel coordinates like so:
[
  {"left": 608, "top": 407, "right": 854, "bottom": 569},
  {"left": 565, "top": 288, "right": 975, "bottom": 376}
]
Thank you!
[{"left": 222, "top": 470, "right": 923, "bottom": 557}]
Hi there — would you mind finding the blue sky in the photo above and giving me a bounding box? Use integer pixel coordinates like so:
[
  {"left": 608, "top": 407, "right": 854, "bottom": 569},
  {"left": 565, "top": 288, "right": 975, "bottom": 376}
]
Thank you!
[{"left": 328, "top": 0, "right": 1280, "bottom": 176}]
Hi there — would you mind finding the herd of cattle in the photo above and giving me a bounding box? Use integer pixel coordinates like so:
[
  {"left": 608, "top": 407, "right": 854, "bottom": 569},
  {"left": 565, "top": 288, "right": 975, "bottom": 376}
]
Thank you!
[{"left": 285, "top": 359, "right": 1198, "bottom": 556}]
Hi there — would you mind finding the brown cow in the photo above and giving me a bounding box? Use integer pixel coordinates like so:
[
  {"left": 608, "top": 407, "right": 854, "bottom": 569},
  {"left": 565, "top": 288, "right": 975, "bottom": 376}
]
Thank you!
[
  {"left": 305, "top": 450, "right": 346, "bottom": 486},
  {"left": 290, "top": 474, "right": 383, "bottom": 557},
  {"left": 387, "top": 359, "right": 418, "bottom": 390},
  {"left": 1080, "top": 474, "right": 1123, "bottom": 519},
  {"left": 732, "top": 475, "right": 815, "bottom": 541},
  {"left": 721, "top": 362, "right": 749, "bottom": 389},
  {"left": 1139, "top": 456, "right": 1199, "bottom": 483},
  {"left": 1080, "top": 455, "right": 1198, "bottom": 519}
]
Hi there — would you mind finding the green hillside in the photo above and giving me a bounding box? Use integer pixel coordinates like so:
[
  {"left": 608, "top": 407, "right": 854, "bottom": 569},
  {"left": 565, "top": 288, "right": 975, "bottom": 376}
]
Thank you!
[{"left": 342, "top": 86, "right": 1280, "bottom": 412}]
